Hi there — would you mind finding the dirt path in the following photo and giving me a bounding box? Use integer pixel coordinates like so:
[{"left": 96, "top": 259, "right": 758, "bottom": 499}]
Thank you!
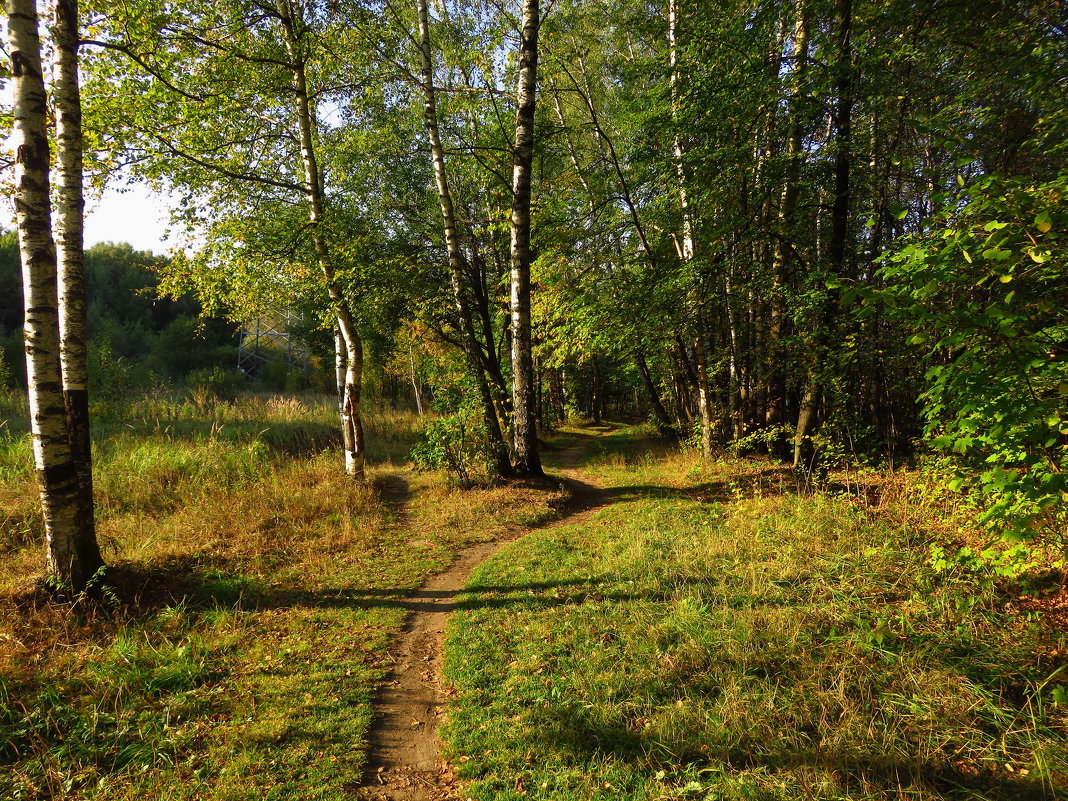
[{"left": 357, "top": 435, "right": 607, "bottom": 801}]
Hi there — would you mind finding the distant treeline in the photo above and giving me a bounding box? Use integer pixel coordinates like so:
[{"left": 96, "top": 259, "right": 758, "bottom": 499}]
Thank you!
[{"left": 0, "top": 233, "right": 238, "bottom": 393}]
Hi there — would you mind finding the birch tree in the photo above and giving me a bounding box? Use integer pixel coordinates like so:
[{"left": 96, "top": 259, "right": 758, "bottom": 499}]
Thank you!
[
  {"left": 83, "top": 0, "right": 370, "bottom": 478},
  {"left": 415, "top": 0, "right": 513, "bottom": 477},
  {"left": 7, "top": 0, "right": 103, "bottom": 590},
  {"left": 275, "top": 0, "right": 366, "bottom": 479},
  {"left": 53, "top": 0, "right": 97, "bottom": 544},
  {"left": 508, "top": 0, "right": 542, "bottom": 476}
]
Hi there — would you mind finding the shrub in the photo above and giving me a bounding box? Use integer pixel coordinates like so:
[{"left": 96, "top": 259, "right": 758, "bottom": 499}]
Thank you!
[
  {"left": 875, "top": 173, "right": 1067, "bottom": 569},
  {"left": 187, "top": 366, "right": 246, "bottom": 404},
  {"left": 410, "top": 403, "right": 492, "bottom": 487}
]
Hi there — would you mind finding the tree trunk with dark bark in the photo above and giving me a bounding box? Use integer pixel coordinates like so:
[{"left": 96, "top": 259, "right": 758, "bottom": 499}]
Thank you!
[
  {"left": 635, "top": 352, "right": 677, "bottom": 438},
  {"left": 794, "top": 0, "right": 852, "bottom": 468}
]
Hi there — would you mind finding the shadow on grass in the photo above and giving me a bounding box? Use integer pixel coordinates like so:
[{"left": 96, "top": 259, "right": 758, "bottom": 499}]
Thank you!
[
  {"left": 237, "top": 577, "right": 665, "bottom": 616},
  {"left": 576, "top": 467, "right": 797, "bottom": 508},
  {"left": 538, "top": 704, "right": 1061, "bottom": 800}
]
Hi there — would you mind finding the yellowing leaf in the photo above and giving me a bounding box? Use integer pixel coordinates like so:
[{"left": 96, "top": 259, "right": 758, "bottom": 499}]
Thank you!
[{"left": 1038, "top": 221, "right": 1052, "bottom": 234}]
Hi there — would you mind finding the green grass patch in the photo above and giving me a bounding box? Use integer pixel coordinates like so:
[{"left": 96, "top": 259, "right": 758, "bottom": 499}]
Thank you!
[
  {"left": 0, "top": 392, "right": 562, "bottom": 800},
  {"left": 443, "top": 453, "right": 1068, "bottom": 800}
]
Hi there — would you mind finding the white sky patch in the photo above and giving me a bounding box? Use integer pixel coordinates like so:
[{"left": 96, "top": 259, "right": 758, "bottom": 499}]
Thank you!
[{"left": 83, "top": 183, "right": 174, "bottom": 254}]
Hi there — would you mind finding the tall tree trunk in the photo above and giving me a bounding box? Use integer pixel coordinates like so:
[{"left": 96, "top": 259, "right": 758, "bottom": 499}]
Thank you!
[
  {"left": 669, "top": 0, "right": 713, "bottom": 456},
  {"left": 635, "top": 351, "right": 676, "bottom": 438},
  {"left": 416, "top": 0, "right": 512, "bottom": 476},
  {"left": 767, "top": 2, "right": 809, "bottom": 430},
  {"left": 409, "top": 342, "right": 424, "bottom": 416},
  {"left": 509, "top": 0, "right": 542, "bottom": 476},
  {"left": 276, "top": 0, "right": 365, "bottom": 479},
  {"left": 550, "top": 366, "right": 566, "bottom": 424},
  {"left": 53, "top": 0, "right": 101, "bottom": 571},
  {"left": 9, "top": 0, "right": 102, "bottom": 590},
  {"left": 794, "top": 0, "right": 853, "bottom": 467},
  {"left": 590, "top": 356, "right": 602, "bottom": 426},
  {"left": 693, "top": 313, "right": 714, "bottom": 459}
]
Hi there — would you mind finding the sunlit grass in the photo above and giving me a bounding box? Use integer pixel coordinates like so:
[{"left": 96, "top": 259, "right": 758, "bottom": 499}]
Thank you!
[
  {"left": 0, "top": 390, "right": 559, "bottom": 800},
  {"left": 443, "top": 445, "right": 1068, "bottom": 800}
]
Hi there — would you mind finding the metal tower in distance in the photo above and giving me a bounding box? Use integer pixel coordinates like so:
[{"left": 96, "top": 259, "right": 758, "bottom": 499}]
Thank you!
[{"left": 237, "top": 310, "right": 309, "bottom": 378}]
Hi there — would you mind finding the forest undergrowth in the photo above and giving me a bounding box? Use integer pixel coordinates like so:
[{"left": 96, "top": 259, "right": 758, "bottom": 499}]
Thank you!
[{"left": 1, "top": 397, "right": 1067, "bottom": 800}]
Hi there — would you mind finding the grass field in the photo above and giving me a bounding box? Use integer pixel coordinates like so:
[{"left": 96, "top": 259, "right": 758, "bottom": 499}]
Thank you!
[
  {"left": 443, "top": 426, "right": 1068, "bottom": 800},
  {"left": 0, "top": 391, "right": 559, "bottom": 800},
  {"left": 3, "top": 405, "right": 1067, "bottom": 800}
]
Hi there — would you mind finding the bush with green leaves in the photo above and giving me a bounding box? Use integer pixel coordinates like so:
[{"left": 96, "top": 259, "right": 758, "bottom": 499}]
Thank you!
[
  {"left": 874, "top": 173, "right": 1066, "bottom": 567},
  {"left": 187, "top": 365, "right": 246, "bottom": 403},
  {"left": 410, "top": 402, "right": 493, "bottom": 488}
]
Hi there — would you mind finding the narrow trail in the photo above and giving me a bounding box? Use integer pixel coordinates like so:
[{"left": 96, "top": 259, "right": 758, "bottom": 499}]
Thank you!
[{"left": 357, "top": 434, "right": 609, "bottom": 801}]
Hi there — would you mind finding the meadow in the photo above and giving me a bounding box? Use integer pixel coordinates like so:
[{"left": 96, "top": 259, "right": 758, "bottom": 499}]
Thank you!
[
  {"left": 0, "top": 390, "right": 557, "bottom": 800},
  {"left": 2, "top": 402, "right": 1066, "bottom": 800},
  {"left": 444, "top": 427, "right": 1068, "bottom": 800}
]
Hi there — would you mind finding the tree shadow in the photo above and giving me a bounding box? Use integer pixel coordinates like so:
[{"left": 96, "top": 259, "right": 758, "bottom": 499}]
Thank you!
[
  {"left": 587, "top": 467, "right": 797, "bottom": 507},
  {"left": 226, "top": 575, "right": 666, "bottom": 616},
  {"left": 536, "top": 704, "right": 1060, "bottom": 800}
]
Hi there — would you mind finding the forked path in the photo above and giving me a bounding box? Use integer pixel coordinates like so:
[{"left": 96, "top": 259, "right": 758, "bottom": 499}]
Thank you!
[{"left": 357, "top": 435, "right": 607, "bottom": 801}]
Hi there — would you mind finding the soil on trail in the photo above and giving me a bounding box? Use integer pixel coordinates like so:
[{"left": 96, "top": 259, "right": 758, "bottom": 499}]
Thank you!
[{"left": 357, "top": 434, "right": 607, "bottom": 801}]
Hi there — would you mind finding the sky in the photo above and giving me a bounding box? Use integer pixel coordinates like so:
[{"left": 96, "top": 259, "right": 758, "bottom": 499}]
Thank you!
[
  {"left": 3, "top": 183, "right": 175, "bottom": 256},
  {"left": 83, "top": 183, "right": 174, "bottom": 254}
]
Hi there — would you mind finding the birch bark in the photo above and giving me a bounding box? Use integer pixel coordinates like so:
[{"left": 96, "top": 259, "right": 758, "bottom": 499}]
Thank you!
[
  {"left": 669, "top": 0, "right": 713, "bottom": 458},
  {"left": 508, "top": 0, "right": 542, "bottom": 476},
  {"left": 416, "top": 0, "right": 512, "bottom": 477},
  {"left": 276, "top": 0, "right": 366, "bottom": 479},
  {"left": 53, "top": 0, "right": 100, "bottom": 551},
  {"left": 8, "top": 0, "right": 103, "bottom": 589}
]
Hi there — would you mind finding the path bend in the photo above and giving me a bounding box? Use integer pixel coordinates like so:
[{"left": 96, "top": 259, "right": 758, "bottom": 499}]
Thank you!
[{"left": 357, "top": 435, "right": 606, "bottom": 801}]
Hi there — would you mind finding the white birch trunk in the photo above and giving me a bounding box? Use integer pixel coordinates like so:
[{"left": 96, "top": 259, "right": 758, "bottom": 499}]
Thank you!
[
  {"left": 669, "top": 0, "right": 712, "bottom": 456},
  {"left": 8, "top": 0, "right": 102, "bottom": 590},
  {"left": 276, "top": 0, "right": 365, "bottom": 479},
  {"left": 508, "top": 0, "right": 542, "bottom": 476},
  {"left": 409, "top": 342, "right": 424, "bottom": 416},
  {"left": 416, "top": 0, "right": 512, "bottom": 476},
  {"left": 53, "top": 0, "right": 100, "bottom": 553}
]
